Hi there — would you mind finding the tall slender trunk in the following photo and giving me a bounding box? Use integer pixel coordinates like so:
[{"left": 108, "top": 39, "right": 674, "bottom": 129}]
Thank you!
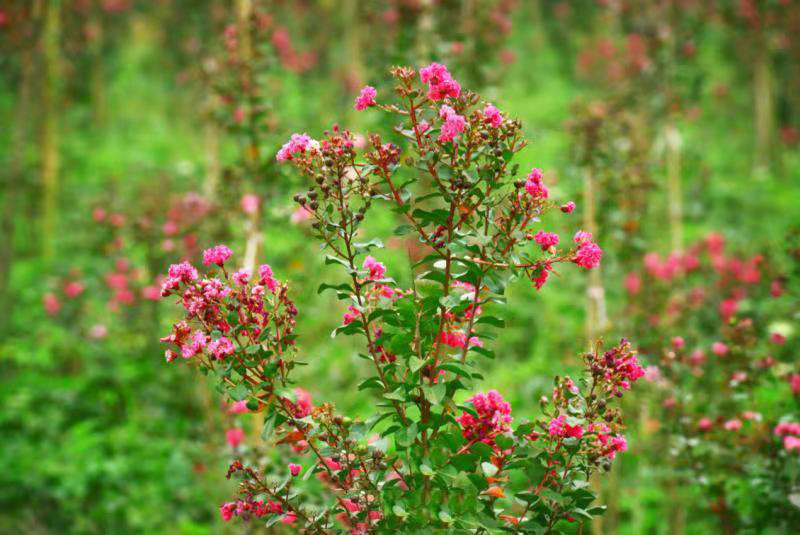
[
  {"left": 40, "top": 0, "right": 62, "bottom": 262},
  {"left": 753, "top": 36, "right": 773, "bottom": 174},
  {"left": 665, "top": 123, "right": 683, "bottom": 254},
  {"left": 0, "top": 18, "right": 35, "bottom": 330}
]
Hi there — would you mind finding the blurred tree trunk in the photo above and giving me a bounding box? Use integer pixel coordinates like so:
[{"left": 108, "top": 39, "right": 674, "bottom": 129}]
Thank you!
[
  {"left": 40, "top": 0, "right": 62, "bottom": 262},
  {"left": 0, "top": 10, "right": 36, "bottom": 330},
  {"left": 665, "top": 123, "right": 683, "bottom": 254},
  {"left": 88, "top": 5, "right": 105, "bottom": 125},
  {"left": 753, "top": 35, "right": 774, "bottom": 174}
]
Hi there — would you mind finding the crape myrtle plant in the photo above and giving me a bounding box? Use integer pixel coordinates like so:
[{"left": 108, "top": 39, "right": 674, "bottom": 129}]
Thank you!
[
  {"left": 627, "top": 234, "right": 800, "bottom": 532},
  {"left": 160, "top": 64, "right": 645, "bottom": 533}
]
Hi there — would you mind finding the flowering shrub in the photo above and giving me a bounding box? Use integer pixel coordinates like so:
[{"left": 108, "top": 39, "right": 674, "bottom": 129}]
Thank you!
[
  {"left": 160, "top": 64, "right": 642, "bottom": 533},
  {"left": 628, "top": 234, "right": 800, "bottom": 531}
]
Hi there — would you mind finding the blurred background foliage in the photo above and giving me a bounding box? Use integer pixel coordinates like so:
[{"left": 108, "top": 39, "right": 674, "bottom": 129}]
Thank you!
[{"left": 0, "top": 0, "right": 798, "bottom": 533}]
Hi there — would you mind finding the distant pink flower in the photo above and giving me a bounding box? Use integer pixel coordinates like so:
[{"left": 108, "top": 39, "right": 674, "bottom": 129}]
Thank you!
[
  {"left": 697, "top": 418, "right": 713, "bottom": 431},
  {"left": 64, "top": 281, "right": 85, "bottom": 299},
  {"left": 89, "top": 324, "right": 108, "bottom": 339},
  {"left": 712, "top": 342, "right": 728, "bottom": 356},
  {"left": 644, "top": 365, "right": 661, "bottom": 382},
  {"left": 560, "top": 201, "right": 576, "bottom": 214},
  {"left": 363, "top": 256, "right": 386, "bottom": 281},
  {"left": 573, "top": 241, "right": 603, "bottom": 270},
  {"left": 226, "top": 428, "right": 245, "bottom": 449},
  {"left": 289, "top": 463, "right": 302, "bottom": 477},
  {"left": 290, "top": 205, "right": 312, "bottom": 224},
  {"left": 208, "top": 337, "right": 235, "bottom": 360},
  {"left": 92, "top": 207, "right": 107, "bottom": 222},
  {"left": 573, "top": 231, "right": 592, "bottom": 244},
  {"left": 534, "top": 231, "right": 559, "bottom": 251},
  {"left": 770, "top": 332, "right": 786, "bottom": 345},
  {"left": 419, "top": 63, "right": 461, "bottom": 100},
  {"left": 163, "top": 220, "right": 179, "bottom": 236},
  {"left": 624, "top": 273, "right": 641, "bottom": 295},
  {"left": 774, "top": 422, "right": 800, "bottom": 436},
  {"left": 241, "top": 194, "right": 259, "bottom": 214},
  {"left": 784, "top": 436, "right": 800, "bottom": 452},
  {"left": 770, "top": 279, "right": 784, "bottom": 298},
  {"left": 789, "top": 373, "right": 800, "bottom": 395},
  {"left": 229, "top": 400, "right": 249, "bottom": 414},
  {"left": 141, "top": 285, "right": 161, "bottom": 301},
  {"left": 232, "top": 269, "right": 250, "bottom": 286},
  {"left": 671, "top": 336, "right": 685, "bottom": 350},
  {"left": 741, "top": 411, "right": 761, "bottom": 421},
  {"left": 483, "top": 104, "right": 503, "bottom": 128},
  {"left": 354, "top": 85, "right": 377, "bottom": 110},
  {"left": 203, "top": 244, "right": 232, "bottom": 266},
  {"left": 43, "top": 293, "right": 60, "bottom": 316},
  {"left": 724, "top": 419, "right": 742, "bottom": 431},
  {"left": 281, "top": 513, "right": 297, "bottom": 526},
  {"left": 720, "top": 298, "right": 739, "bottom": 321}
]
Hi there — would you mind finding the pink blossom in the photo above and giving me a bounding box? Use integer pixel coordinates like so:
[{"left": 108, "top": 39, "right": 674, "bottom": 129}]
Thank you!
[
  {"left": 165, "top": 350, "right": 178, "bottom": 363},
  {"left": 789, "top": 374, "right": 800, "bottom": 395},
  {"left": 548, "top": 415, "right": 583, "bottom": 439},
  {"left": 43, "top": 293, "right": 61, "bottom": 315},
  {"left": 343, "top": 305, "right": 359, "bottom": 325},
  {"left": 741, "top": 411, "right": 761, "bottom": 421},
  {"left": 258, "top": 264, "right": 279, "bottom": 292},
  {"left": 606, "top": 434, "right": 627, "bottom": 460},
  {"left": 229, "top": 400, "right": 249, "bottom": 414},
  {"left": 624, "top": 273, "right": 641, "bottom": 295},
  {"left": 531, "top": 262, "right": 553, "bottom": 290},
  {"left": 720, "top": 298, "right": 739, "bottom": 321},
  {"left": 232, "top": 269, "right": 250, "bottom": 286},
  {"left": 711, "top": 342, "right": 728, "bottom": 357},
  {"left": 226, "top": 428, "right": 245, "bottom": 449},
  {"left": 241, "top": 194, "right": 259, "bottom": 214},
  {"left": 168, "top": 261, "right": 199, "bottom": 283},
  {"left": 644, "top": 365, "right": 661, "bottom": 382},
  {"left": 88, "top": 324, "right": 108, "bottom": 339},
  {"left": 534, "top": 231, "right": 559, "bottom": 251},
  {"left": 573, "top": 241, "right": 603, "bottom": 269},
  {"left": 363, "top": 256, "right": 386, "bottom": 281},
  {"left": 203, "top": 244, "right": 232, "bottom": 266},
  {"left": 457, "top": 390, "right": 513, "bottom": 444},
  {"left": 723, "top": 419, "right": 742, "bottom": 431},
  {"left": 524, "top": 168, "right": 549, "bottom": 199},
  {"left": 770, "top": 332, "right": 786, "bottom": 345},
  {"left": 181, "top": 330, "right": 208, "bottom": 359},
  {"left": 573, "top": 231, "right": 593, "bottom": 244},
  {"left": 285, "top": 388, "right": 312, "bottom": 419},
  {"left": 418, "top": 120, "right": 430, "bottom": 134},
  {"left": 419, "top": 63, "right": 461, "bottom": 100},
  {"left": 438, "top": 106, "right": 466, "bottom": 143},
  {"left": 281, "top": 513, "right": 297, "bottom": 526},
  {"left": 698, "top": 418, "right": 713, "bottom": 431},
  {"left": 276, "top": 133, "right": 315, "bottom": 161},
  {"left": 141, "top": 285, "right": 161, "bottom": 301},
  {"left": 64, "top": 281, "right": 85, "bottom": 299},
  {"left": 483, "top": 104, "right": 503, "bottom": 128},
  {"left": 671, "top": 336, "right": 685, "bottom": 350},
  {"left": 92, "top": 207, "right": 107, "bottom": 222},
  {"left": 354, "top": 85, "right": 377, "bottom": 110},
  {"left": 784, "top": 436, "right": 800, "bottom": 452},
  {"left": 220, "top": 502, "right": 236, "bottom": 522},
  {"left": 208, "top": 337, "right": 235, "bottom": 360},
  {"left": 774, "top": 422, "right": 800, "bottom": 436},
  {"left": 770, "top": 279, "right": 784, "bottom": 298},
  {"left": 560, "top": 201, "right": 576, "bottom": 214},
  {"left": 289, "top": 463, "right": 302, "bottom": 477},
  {"left": 290, "top": 205, "right": 312, "bottom": 224}
]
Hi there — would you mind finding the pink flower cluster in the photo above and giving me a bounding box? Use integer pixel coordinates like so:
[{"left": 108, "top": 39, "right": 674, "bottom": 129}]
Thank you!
[
  {"left": 548, "top": 415, "right": 584, "bottom": 439},
  {"left": 363, "top": 256, "right": 386, "bottom": 281},
  {"left": 203, "top": 244, "right": 232, "bottom": 266},
  {"left": 354, "top": 85, "right": 377, "bottom": 111},
  {"left": 276, "top": 133, "right": 317, "bottom": 161},
  {"left": 440, "top": 331, "right": 482, "bottom": 349},
  {"left": 588, "top": 423, "right": 628, "bottom": 460},
  {"left": 220, "top": 499, "right": 285, "bottom": 522},
  {"left": 572, "top": 231, "right": 603, "bottom": 270},
  {"left": 534, "top": 231, "right": 559, "bottom": 251},
  {"left": 483, "top": 104, "right": 503, "bottom": 128},
  {"left": 775, "top": 422, "right": 800, "bottom": 452},
  {"left": 438, "top": 104, "right": 466, "bottom": 143},
  {"left": 419, "top": 62, "right": 461, "bottom": 101},
  {"left": 457, "top": 390, "right": 512, "bottom": 445},
  {"left": 524, "top": 168, "right": 549, "bottom": 199}
]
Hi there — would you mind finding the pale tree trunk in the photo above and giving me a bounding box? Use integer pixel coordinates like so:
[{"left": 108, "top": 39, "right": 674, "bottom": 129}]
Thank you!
[
  {"left": 753, "top": 36, "right": 774, "bottom": 174},
  {"left": 665, "top": 123, "right": 683, "bottom": 254},
  {"left": 40, "top": 0, "right": 62, "bottom": 262}
]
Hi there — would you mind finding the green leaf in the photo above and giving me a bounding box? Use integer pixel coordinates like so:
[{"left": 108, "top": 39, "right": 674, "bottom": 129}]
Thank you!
[
  {"left": 438, "top": 511, "right": 454, "bottom": 524},
  {"left": 409, "top": 356, "right": 426, "bottom": 373},
  {"left": 392, "top": 505, "right": 408, "bottom": 518},
  {"left": 358, "top": 377, "right": 384, "bottom": 391},
  {"left": 420, "top": 464, "right": 434, "bottom": 477},
  {"left": 261, "top": 412, "right": 277, "bottom": 442},
  {"left": 540, "top": 488, "right": 565, "bottom": 504},
  {"left": 393, "top": 224, "right": 414, "bottom": 236}
]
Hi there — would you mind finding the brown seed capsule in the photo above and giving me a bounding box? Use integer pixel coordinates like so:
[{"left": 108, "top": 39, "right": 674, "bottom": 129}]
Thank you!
[{"left": 308, "top": 191, "right": 318, "bottom": 200}]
